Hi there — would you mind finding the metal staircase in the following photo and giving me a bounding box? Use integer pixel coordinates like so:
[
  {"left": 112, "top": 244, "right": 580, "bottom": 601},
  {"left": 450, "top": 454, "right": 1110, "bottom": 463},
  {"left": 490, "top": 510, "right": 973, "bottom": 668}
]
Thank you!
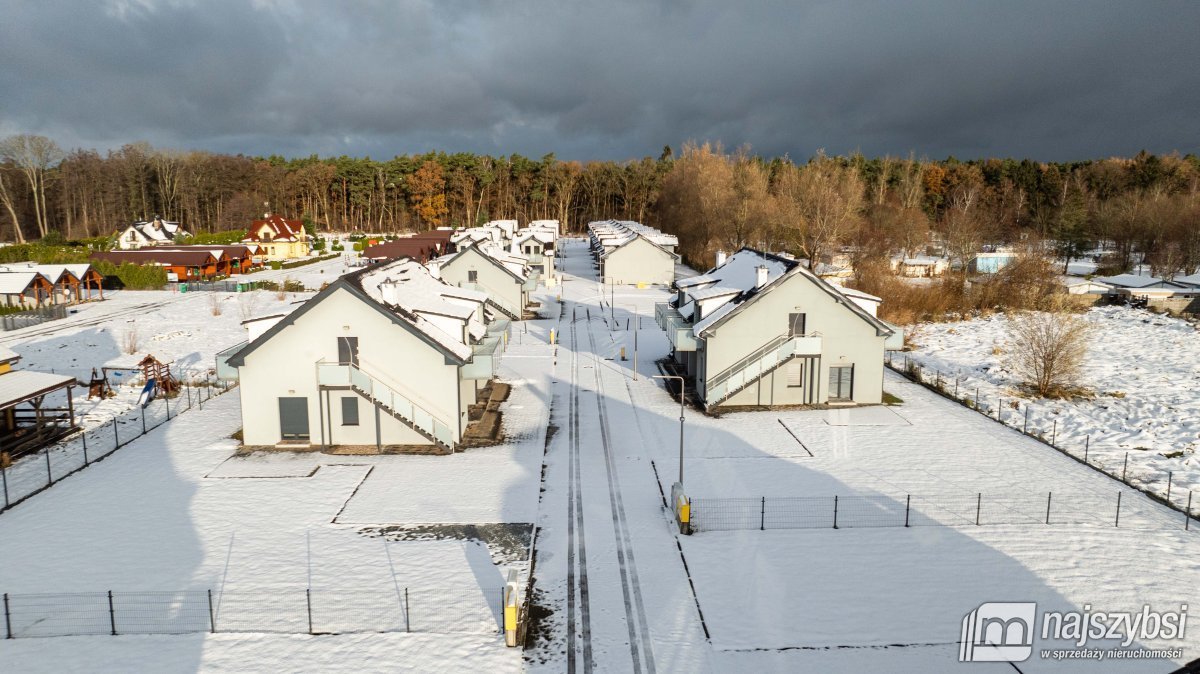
[
  {"left": 317, "top": 361, "right": 455, "bottom": 449},
  {"left": 704, "top": 333, "right": 821, "bottom": 408}
]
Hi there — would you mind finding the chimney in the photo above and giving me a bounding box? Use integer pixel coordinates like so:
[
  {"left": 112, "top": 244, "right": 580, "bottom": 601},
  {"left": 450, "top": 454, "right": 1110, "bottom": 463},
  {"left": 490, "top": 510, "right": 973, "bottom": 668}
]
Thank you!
[
  {"left": 755, "top": 265, "right": 769, "bottom": 289},
  {"left": 378, "top": 280, "right": 401, "bottom": 305},
  {"left": 715, "top": 250, "right": 727, "bottom": 267}
]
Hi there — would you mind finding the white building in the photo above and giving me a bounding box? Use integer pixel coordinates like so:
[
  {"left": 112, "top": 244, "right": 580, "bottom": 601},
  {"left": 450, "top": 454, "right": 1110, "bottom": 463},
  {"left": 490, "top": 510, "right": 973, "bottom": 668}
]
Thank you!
[
  {"left": 225, "top": 259, "right": 505, "bottom": 452},
  {"left": 656, "top": 248, "right": 897, "bottom": 410},
  {"left": 588, "top": 220, "right": 678, "bottom": 286},
  {"left": 512, "top": 226, "right": 557, "bottom": 283},
  {"left": 116, "top": 216, "right": 189, "bottom": 249},
  {"left": 432, "top": 243, "right": 535, "bottom": 320}
]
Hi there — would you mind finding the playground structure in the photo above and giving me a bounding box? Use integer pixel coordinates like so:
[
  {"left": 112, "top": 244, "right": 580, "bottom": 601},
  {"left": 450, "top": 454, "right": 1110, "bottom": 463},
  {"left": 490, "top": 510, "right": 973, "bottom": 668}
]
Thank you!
[{"left": 137, "top": 355, "right": 179, "bottom": 396}]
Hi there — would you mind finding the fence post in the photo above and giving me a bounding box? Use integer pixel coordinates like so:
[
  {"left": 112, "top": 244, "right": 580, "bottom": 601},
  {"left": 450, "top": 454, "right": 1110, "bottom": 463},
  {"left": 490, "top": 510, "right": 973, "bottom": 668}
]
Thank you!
[
  {"left": 832, "top": 495, "right": 839, "bottom": 529},
  {"left": 1, "top": 462, "right": 8, "bottom": 508},
  {"left": 187, "top": 382, "right": 193, "bottom": 410},
  {"left": 208, "top": 589, "right": 216, "bottom": 633},
  {"left": 997, "top": 397, "right": 1002, "bottom": 422},
  {"left": 1167, "top": 472, "right": 1173, "bottom": 503},
  {"left": 44, "top": 447, "right": 52, "bottom": 484},
  {"left": 404, "top": 588, "right": 410, "bottom": 633},
  {"left": 1023, "top": 406, "right": 1029, "bottom": 434},
  {"left": 108, "top": 590, "right": 117, "bottom": 635},
  {"left": 140, "top": 405, "right": 146, "bottom": 435},
  {"left": 760, "top": 496, "right": 765, "bottom": 531},
  {"left": 1084, "top": 435, "right": 1089, "bottom": 463},
  {"left": 4, "top": 592, "right": 10, "bottom": 639},
  {"left": 1045, "top": 492, "right": 1052, "bottom": 525},
  {"left": 82, "top": 431, "right": 88, "bottom": 465},
  {"left": 904, "top": 495, "right": 910, "bottom": 527},
  {"left": 1187, "top": 492, "right": 1193, "bottom": 531},
  {"left": 306, "top": 588, "right": 313, "bottom": 635},
  {"left": 1122, "top": 453, "right": 1128, "bottom": 482},
  {"left": 1051, "top": 420, "right": 1057, "bottom": 446},
  {"left": 954, "top": 378, "right": 959, "bottom": 398},
  {"left": 165, "top": 390, "right": 170, "bottom": 420},
  {"left": 1115, "top": 492, "right": 1122, "bottom": 527}
]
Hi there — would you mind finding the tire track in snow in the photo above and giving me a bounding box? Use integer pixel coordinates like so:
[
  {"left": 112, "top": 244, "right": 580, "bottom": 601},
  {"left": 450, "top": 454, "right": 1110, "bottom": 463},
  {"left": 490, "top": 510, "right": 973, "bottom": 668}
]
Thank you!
[
  {"left": 585, "top": 314, "right": 656, "bottom": 674},
  {"left": 566, "top": 304, "right": 594, "bottom": 673}
]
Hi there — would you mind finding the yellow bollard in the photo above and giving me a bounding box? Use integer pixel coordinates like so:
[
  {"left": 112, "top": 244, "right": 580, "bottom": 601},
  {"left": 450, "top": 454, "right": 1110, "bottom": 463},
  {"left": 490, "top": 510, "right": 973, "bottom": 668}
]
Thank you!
[
  {"left": 621, "top": 346, "right": 627, "bottom": 361},
  {"left": 549, "top": 328, "right": 556, "bottom": 345}
]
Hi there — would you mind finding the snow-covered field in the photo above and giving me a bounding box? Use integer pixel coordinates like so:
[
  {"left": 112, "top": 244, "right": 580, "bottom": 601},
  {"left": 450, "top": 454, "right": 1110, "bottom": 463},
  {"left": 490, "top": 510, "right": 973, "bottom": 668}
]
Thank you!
[{"left": 902, "top": 305, "right": 1200, "bottom": 504}]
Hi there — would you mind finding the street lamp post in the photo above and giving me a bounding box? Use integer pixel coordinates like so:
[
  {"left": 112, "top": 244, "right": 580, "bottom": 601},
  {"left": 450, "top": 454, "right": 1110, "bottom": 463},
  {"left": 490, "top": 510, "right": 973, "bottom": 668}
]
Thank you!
[
  {"left": 619, "top": 304, "right": 639, "bottom": 380},
  {"left": 653, "top": 374, "right": 686, "bottom": 485}
]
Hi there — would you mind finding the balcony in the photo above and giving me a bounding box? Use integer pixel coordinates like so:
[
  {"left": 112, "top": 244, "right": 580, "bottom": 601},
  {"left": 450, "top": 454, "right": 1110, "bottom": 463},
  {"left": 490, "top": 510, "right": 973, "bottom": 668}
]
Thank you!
[
  {"left": 462, "top": 336, "right": 502, "bottom": 380},
  {"left": 522, "top": 272, "right": 540, "bottom": 291},
  {"left": 655, "top": 302, "right": 698, "bottom": 352},
  {"left": 214, "top": 341, "right": 248, "bottom": 381}
]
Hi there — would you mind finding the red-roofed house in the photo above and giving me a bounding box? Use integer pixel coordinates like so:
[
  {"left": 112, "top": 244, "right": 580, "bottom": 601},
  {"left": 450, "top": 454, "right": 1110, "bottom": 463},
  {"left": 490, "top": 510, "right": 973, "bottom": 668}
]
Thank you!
[{"left": 245, "top": 214, "right": 312, "bottom": 261}]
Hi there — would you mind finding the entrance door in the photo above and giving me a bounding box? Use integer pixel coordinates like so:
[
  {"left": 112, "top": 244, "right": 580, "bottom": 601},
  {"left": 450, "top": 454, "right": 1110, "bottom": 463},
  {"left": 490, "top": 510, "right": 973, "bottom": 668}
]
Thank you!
[
  {"left": 337, "top": 336, "right": 359, "bottom": 366},
  {"left": 278, "top": 397, "right": 310, "bottom": 439}
]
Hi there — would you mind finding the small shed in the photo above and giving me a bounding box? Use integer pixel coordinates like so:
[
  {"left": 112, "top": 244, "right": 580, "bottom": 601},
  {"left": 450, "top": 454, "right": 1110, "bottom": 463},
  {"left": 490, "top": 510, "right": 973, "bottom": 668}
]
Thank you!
[
  {"left": 0, "top": 347, "right": 77, "bottom": 460},
  {"left": 0, "top": 272, "right": 54, "bottom": 308}
]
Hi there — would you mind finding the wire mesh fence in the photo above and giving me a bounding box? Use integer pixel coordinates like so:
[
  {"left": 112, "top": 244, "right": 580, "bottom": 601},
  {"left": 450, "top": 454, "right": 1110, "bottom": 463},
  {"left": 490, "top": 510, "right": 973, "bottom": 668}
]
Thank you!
[
  {"left": 0, "top": 373, "right": 236, "bottom": 514},
  {"left": 0, "top": 304, "right": 69, "bottom": 331},
  {"left": 884, "top": 352, "right": 1200, "bottom": 522},
  {"left": 1, "top": 587, "right": 505, "bottom": 639},
  {"left": 689, "top": 488, "right": 1191, "bottom": 533}
]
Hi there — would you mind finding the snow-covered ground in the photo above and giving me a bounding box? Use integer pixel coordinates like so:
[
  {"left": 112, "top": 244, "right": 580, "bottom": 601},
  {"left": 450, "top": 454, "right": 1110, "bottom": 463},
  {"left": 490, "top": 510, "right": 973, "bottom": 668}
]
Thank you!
[
  {"left": 3, "top": 240, "right": 1198, "bottom": 672},
  {"left": 902, "top": 305, "right": 1200, "bottom": 505}
]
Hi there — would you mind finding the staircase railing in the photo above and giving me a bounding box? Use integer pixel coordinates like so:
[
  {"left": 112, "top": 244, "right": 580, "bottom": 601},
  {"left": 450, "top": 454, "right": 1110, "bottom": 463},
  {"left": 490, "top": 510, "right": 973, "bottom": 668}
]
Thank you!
[
  {"left": 316, "top": 361, "right": 455, "bottom": 447},
  {"left": 705, "top": 333, "right": 821, "bottom": 406}
]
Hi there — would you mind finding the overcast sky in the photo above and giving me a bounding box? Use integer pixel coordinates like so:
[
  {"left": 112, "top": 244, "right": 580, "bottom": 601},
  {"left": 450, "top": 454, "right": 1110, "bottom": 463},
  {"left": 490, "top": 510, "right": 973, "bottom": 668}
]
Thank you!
[{"left": 2, "top": 0, "right": 1197, "bottom": 162}]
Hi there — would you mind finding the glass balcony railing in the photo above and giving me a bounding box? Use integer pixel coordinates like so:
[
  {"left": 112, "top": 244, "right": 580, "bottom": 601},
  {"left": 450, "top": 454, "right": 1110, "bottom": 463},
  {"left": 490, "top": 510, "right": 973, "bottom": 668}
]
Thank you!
[{"left": 215, "top": 341, "right": 248, "bottom": 381}]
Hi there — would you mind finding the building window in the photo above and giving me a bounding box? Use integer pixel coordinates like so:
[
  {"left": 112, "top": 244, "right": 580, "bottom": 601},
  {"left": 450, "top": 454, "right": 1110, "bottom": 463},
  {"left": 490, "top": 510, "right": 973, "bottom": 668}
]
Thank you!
[
  {"left": 787, "top": 361, "right": 804, "bottom": 388},
  {"left": 829, "top": 365, "right": 854, "bottom": 401},
  {"left": 337, "top": 336, "right": 359, "bottom": 366},
  {"left": 467, "top": 270, "right": 478, "bottom": 283},
  {"left": 341, "top": 397, "right": 359, "bottom": 426},
  {"left": 788, "top": 313, "right": 807, "bottom": 337}
]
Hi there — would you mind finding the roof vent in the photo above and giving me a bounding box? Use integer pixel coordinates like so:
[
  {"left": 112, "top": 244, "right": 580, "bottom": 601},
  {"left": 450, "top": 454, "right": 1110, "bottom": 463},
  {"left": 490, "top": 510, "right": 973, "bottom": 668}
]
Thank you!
[
  {"left": 755, "top": 265, "right": 769, "bottom": 289},
  {"left": 715, "top": 250, "right": 727, "bottom": 267}
]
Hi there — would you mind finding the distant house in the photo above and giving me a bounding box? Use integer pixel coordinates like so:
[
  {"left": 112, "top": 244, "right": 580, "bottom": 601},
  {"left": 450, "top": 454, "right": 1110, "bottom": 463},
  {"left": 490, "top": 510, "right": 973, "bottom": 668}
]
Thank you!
[
  {"left": 91, "top": 249, "right": 221, "bottom": 282},
  {"left": 968, "top": 251, "right": 1019, "bottom": 274},
  {"left": 656, "top": 248, "right": 895, "bottom": 410},
  {"left": 0, "top": 346, "right": 78, "bottom": 459},
  {"left": 363, "top": 239, "right": 441, "bottom": 264},
  {"left": 1172, "top": 273, "right": 1200, "bottom": 289},
  {"left": 225, "top": 259, "right": 502, "bottom": 452},
  {"left": 245, "top": 214, "right": 312, "bottom": 261},
  {"left": 512, "top": 226, "right": 557, "bottom": 282},
  {"left": 589, "top": 220, "right": 678, "bottom": 286},
  {"left": 1093, "top": 274, "right": 1184, "bottom": 290},
  {"left": 894, "top": 256, "right": 949, "bottom": 278},
  {"left": 152, "top": 245, "right": 259, "bottom": 275},
  {"left": 432, "top": 244, "right": 533, "bottom": 321},
  {"left": 1058, "top": 276, "right": 1112, "bottom": 295},
  {"left": 116, "top": 216, "right": 189, "bottom": 249}
]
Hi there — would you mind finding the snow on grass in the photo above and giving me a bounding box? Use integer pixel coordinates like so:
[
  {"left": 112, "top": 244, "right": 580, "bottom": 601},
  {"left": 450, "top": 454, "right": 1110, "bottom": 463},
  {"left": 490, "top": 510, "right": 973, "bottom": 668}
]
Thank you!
[{"left": 902, "top": 305, "right": 1200, "bottom": 504}]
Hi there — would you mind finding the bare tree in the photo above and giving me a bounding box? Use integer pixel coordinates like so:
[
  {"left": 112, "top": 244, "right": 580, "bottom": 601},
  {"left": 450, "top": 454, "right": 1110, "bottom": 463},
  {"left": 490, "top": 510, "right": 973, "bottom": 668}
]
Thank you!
[
  {"left": 0, "top": 171, "right": 25, "bottom": 243},
  {"left": 1007, "top": 305, "right": 1091, "bottom": 397},
  {"left": 0, "top": 134, "right": 63, "bottom": 238},
  {"left": 208, "top": 292, "right": 223, "bottom": 316},
  {"left": 775, "top": 151, "right": 865, "bottom": 267},
  {"left": 237, "top": 292, "right": 259, "bottom": 320},
  {"left": 122, "top": 324, "right": 140, "bottom": 355}
]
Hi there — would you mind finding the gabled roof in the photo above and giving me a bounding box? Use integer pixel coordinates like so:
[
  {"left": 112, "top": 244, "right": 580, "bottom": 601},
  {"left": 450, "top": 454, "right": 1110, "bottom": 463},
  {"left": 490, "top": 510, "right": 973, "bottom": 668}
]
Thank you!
[
  {"left": 92, "top": 250, "right": 217, "bottom": 266},
  {"left": 122, "top": 217, "right": 187, "bottom": 242},
  {"left": 0, "top": 264, "right": 80, "bottom": 284},
  {"left": 226, "top": 263, "right": 474, "bottom": 368},
  {"left": 247, "top": 214, "right": 306, "bottom": 242},
  {"left": 603, "top": 231, "right": 677, "bottom": 261},
  {"left": 1172, "top": 273, "right": 1200, "bottom": 288},
  {"left": 0, "top": 271, "right": 52, "bottom": 294},
  {"left": 439, "top": 243, "right": 529, "bottom": 284},
  {"left": 691, "top": 247, "right": 893, "bottom": 338}
]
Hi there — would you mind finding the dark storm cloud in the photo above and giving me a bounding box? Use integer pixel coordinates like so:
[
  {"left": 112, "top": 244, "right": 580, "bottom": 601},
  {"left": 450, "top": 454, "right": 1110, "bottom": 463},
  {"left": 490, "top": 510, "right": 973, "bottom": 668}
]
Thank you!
[{"left": 1, "top": 0, "right": 1197, "bottom": 160}]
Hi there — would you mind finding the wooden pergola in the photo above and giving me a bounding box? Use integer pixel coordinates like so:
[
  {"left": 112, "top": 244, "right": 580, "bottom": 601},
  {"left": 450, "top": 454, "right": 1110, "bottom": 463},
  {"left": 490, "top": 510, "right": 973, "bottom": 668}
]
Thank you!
[{"left": 0, "top": 370, "right": 77, "bottom": 460}]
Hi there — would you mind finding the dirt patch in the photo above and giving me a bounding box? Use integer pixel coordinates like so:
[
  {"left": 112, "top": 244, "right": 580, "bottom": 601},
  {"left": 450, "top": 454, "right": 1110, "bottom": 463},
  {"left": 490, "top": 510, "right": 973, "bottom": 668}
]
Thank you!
[
  {"left": 359, "top": 522, "right": 534, "bottom": 566},
  {"left": 324, "top": 444, "right": 451, "bottom": 456}
]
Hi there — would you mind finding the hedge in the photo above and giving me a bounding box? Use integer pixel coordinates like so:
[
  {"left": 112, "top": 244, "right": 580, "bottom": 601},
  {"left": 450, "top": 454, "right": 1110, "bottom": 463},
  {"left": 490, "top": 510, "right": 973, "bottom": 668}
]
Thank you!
[{"left": 91, "top": 260, "right": 168, "bottom": 289}]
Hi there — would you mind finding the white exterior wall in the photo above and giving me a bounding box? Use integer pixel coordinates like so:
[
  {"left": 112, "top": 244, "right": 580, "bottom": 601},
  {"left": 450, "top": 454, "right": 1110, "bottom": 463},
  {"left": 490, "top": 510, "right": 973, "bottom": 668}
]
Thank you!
[
  {"left": 237, "top": 287, "right": 464, "bottom": 447},
  {"left": 701, "top": 273, "right": 886, "bottom": 407},
  {"left": 439, "top": 248, "right": 524, "bottom": 317},
  {"left": 603, "top": 237, "right": 674, "bottom": 285}
]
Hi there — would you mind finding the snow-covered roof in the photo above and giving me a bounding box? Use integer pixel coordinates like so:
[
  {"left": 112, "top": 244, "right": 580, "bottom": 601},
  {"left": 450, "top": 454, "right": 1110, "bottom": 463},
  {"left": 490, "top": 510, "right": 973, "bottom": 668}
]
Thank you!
[
  {"left": 0, "top": 272, "right": 47, "bottom": 294},
  {"left": 1093, "top": 274, "right": 1177, "bottom": 289},
  {"left": 1059, "top": 275, "right": 1111, "bottom": 288},
  {"left": 0, "top": 370, "right": 76, "bottom": 409},
  {"left": 690, "top": 249, "right": 798, "bottom": 333},
  {"left": 123, "top": 217, "right": 187, "bottom": 243},
  {"left": 587, "top": 219, "right": 678, "bottom": 251},
  {"left": 838, "top": 287, "right": 882, "bottom": 303},
  {"left": 0, "top": 346, "right": 19, "bottom": 363},
  {"left": 357, "top": 259, "right": 483, "bottom": 360},
  {"left": 1171, "top": 273, "right": 1200, "bottom": 288}
]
